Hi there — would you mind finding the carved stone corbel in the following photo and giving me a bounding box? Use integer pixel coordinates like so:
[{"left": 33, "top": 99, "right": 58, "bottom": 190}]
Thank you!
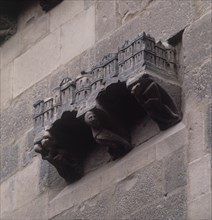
[
  {"left": 131, "top": 75, "right": 182, "bottom": 130},
  {"left": 33, "top": 32, "right": 183, "bottom": 182}
]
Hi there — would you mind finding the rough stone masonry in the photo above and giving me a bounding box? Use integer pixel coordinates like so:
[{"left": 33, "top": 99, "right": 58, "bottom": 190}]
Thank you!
[{"left": 0, "top": 0, "right": 211, "bottom": 219}]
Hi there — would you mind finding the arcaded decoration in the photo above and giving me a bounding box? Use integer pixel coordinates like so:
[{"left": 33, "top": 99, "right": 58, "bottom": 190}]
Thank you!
[{"left": 33, "top": 32, "right": 182, "bottom": 182}]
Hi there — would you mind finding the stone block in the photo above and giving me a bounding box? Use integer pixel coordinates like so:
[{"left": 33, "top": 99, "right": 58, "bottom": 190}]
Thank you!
[
  {"left": 0, "top": 32, "right": 24, "bottom": 69},
  {"left": 48, "top": 170, "right": 101, "bottom": 219},
  {"left": 0, "top": 142, "right": 19, "bottom": 182},
  {"left": 117, "top": 0, "right": 152, "bottom": 25},
  {"left": 156, "top": 122, "right": 187, "bottom": 160},
  {"left": 19, "top": 129, "right": 37, "bottom": 168},
  {"left": 54, "top": 188, "right": 114, "bottom": 220},
  {"left": 1, "top": 193, "right": 48, "bottom": 220},
  {"left": 110, "top": 161, "right": 164, "bottom": 219},
  {"left": 131, "top": 117, "right": 160, "bottom": 147},
  {"left": 99, "top": 144, "right": 156, "bottom": 192},
  {"left": 191, "top": 0, "right": 212, "bottom": 22},
  {"left": 183, "top": 10, "right": 212, "bottom": 73},
  {"left": 183, "top": 58, "right": 212, "bottom": 108},
  {"left": 50, "top": 0, "right": 84, "bottom": 32},
  {"left": 14, "top": 157, "right": 40, "bottom": 209},
  {"left": 13, "top": 29, "right": 60, "bottom": 97},
  {"left": 186, "top": 106, "right": 209, "bottom": 163},
  {"left": 206, "top": 103, "right": 212, "bottom": 153},
  {"left": 0, "top": 61, "right": 13, "bottom": 110},
  {"left": 95, "top": 0, "right": 116, "bottom": 41},
  {"left": 188, "top": 193, "right": 212, "bottom": 220},
  {"left": 15, "top": 193, "right": 48, "bottom": 220},
  {"left": 0, "top": 75, "right": 50, "bottom": 149},
  {"left": 188, "top": 154, "right": 211, "bottom": 201},
  {"left": 21, "top": 14, "right": 49, "bottom": 52},
  {"left": 0, "top": 176, "right": 16, "bottom": 215},
  {"left": 60, "top": 6, "right": 95, "bottom": 65},
  {"left": 165, "top": 147, "right": 187, "bottom": 194},
  {"left": 84, "top": 0, "right": 95, "bottom": 10},
  {"left": 128, "top": 188, "right": 187, "bottom": 220}
]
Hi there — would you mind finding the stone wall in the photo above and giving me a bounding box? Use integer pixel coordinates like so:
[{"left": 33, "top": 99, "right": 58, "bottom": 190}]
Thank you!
[{"left": 0, "top": 0, "right": 211, "bottom": 219}]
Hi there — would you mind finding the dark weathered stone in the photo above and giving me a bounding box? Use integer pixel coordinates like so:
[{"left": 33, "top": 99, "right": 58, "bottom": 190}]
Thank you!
[
  {"left": 165, "top": 147, "right": 187, "bottom": 194},
  {"left": 128, "top": 188, "right": 187, "bottom": 220}
]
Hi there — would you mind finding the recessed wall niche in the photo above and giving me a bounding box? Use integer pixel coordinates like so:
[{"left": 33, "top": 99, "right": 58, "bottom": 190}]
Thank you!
[{"left": 33, "top": 32, "right": 182, "bottom": 183}]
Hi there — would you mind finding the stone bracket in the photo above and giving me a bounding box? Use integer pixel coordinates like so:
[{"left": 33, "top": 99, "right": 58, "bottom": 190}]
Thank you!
[{"left": 33, "top": 32, "right": 182, "bottom": 182}]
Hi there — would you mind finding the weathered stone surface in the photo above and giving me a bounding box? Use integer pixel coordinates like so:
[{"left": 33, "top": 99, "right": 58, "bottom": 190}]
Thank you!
[
  {"left": 13, "top": 29, "right": 60, "bottom": 97},
  {"left": 131, "top": 117, "right": 160, "bottom": 147},
  {"left": 53, "top": 188, "right": 113, "bottom": 220},
  {"left": 117, "top": 0, "right": 152, "bottom": 25},
  {"left": 0, "top": 67, "right": 51, "bottom": 148},
  {"left": 187, "top": 105, "right": 209, "bottom": 162},
  {"left": 188, "top": 193, "right": 212, "bottom": 220},
  {"left": 15, "top": 157, "right": 40, "bottom": 209},
  {"left": 183, "top": 10, "right": 212, "bottom": 73},
  {"left": 60, "top": 6, "right": 95, "bottom": 65},
  {"left": 15, "top": 193, "right": 48, "bottom": 220},
  {"left": 1, "top": 193, "right": 48, "bottom": 220},
  {"left": 188, "top": 154, "right": 211, "bottom": 201},
  {"left": 84, "top": 0, "right": 95, "bottom": 10},
  {"left": 48, "top": 171, "right": 102, "bottom": 219},
  {"left": 156, "top": 122, "right": 187, "bottom": 160},
  {"left": 0, "top": 32, "right": 23, "bottom": 69},
  {"left": 191, "top": 0, "right": 212, "bottom": 24},
  {"left": 50, "top": 0, "right": 84, "bottom": 32},
  {"left": 95, "top": 1, "right": 116, "bottom": 41},
  {"left": 165, "top": 147, "right": 187, "bottom": 194},
  {"left": 184, "top": 58, "right": 212, "bottom": 108},
  {"left": 21, "top": 14, "right": 49, "bottom": 52},
  {"left": 0, "top": 142, "right": 19, "bottom": 182},
  {"left": 0, "top": 175, "right": 16, "bottom": 215},
  {"left": 19, "top": 129, "right": 37, "bottom": 168},
  {"left": 207, "top": 103, "right": 212, "bottom": 152},
  {"left": 110, "top": 161, "right": 164, "bottom": 219},
  {"left": 0, "top": 61, "right": 13, "bottom": 110},
  {"left": 128, "top": 188, "right": 187, "bottom": 220}
]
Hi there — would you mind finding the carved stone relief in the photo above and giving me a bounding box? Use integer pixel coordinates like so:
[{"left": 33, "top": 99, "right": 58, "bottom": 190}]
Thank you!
[{"left": 33, "top": 32, "right": 182, "bottom": 182}]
